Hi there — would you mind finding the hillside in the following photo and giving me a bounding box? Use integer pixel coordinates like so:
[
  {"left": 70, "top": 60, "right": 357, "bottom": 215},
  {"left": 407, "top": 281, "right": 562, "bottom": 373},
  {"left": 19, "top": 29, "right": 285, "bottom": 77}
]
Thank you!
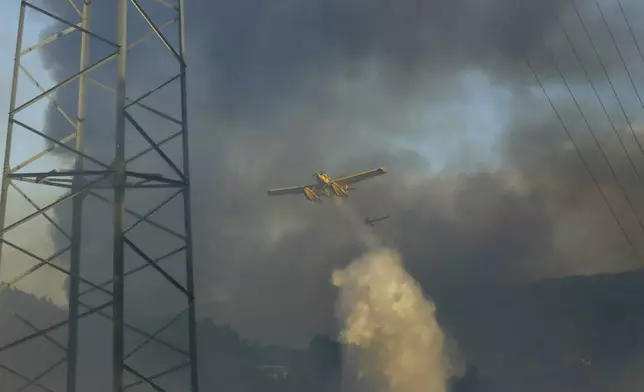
[
  {"left": 435, "top": 269, "right": 644, "bottom": 392},
  {"left": 1, "top": 269, "right": 644, "bottom": 391}
]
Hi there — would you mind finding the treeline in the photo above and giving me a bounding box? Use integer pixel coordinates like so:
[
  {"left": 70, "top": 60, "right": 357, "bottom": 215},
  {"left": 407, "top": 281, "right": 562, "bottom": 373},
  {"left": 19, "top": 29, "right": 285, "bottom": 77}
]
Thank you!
[{"left": 0, "top": 287, "right": 480, "bottom": 391}]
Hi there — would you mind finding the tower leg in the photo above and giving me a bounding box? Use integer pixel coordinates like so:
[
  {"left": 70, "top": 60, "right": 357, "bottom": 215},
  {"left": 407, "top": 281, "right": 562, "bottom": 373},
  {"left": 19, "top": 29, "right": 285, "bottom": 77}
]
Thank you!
[
  {"left": 0, "top": 2, "right": 26, "bottom": 278},
  {"left": 113, "top": 0, "right": 128, "bottom": 390},
  {"left": 66, "top": 1, "right": 92, "bottom": 390},
  {"left": 178, "top": 1, "right": 199, "bottom": 389}
]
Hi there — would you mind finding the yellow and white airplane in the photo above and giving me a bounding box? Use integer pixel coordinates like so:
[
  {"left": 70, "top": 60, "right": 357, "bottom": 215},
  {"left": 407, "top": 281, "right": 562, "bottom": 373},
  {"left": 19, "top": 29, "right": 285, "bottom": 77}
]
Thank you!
[{"left": 267, "top": 168, "right": 387, "bottom": 202}]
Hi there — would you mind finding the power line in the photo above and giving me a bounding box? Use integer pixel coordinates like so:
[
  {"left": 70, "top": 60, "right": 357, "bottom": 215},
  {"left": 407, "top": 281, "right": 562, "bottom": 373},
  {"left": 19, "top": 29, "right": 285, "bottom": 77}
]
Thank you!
[
  {"left": 616, "top": 0, "right": 644, "bottom": 73},
  {"left": 525, "top": 56, "right": 643, "bottom": 263},
  {"left": 540, "top": 33, "right": 644, "bottom": 239},
  {"left": 534, "top": 0, "right": 644, "bottom": 265},
  {"left": 510, "top": 0, "right": 644, "bottom": 265},
  {"left": 570, "top": 0, "right": 644, "bottom": 169},
  {"left": 596, "top": 0, "right": 644, "bottom": 110},
  {"left": 556, "top": 18, "right": 644, "bottom": 189}
]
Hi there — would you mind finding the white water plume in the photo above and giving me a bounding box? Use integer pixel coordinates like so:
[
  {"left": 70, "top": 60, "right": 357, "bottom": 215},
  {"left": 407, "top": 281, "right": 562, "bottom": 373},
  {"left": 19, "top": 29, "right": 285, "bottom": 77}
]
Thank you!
[{"left": 332, "top": 247, "right": 459, "bottom": 392}]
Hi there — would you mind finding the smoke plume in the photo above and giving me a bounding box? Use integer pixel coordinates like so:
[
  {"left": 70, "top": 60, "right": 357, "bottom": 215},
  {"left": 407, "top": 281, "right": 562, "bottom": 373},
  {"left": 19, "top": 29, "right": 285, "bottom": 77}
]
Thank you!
[
  {"left": 26, "top": 1, "right": 644, "bottom": 341},
  {"left": 16, "top": 0, "right": 644, "bottom": 369},
  {"left": 3, "top": 0, "right": 644, "bottom": 388},
  {"left": 333, "top": 248, "right": 460, "bottom": 392}
]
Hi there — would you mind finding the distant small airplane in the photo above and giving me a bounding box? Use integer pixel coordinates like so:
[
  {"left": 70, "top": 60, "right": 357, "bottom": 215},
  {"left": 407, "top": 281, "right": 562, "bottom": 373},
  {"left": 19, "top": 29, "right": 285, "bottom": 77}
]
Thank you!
[
  {"left": 267, "top": 168, "right": 387, "bottom": 202},
  {"left": 364, "top": 215, "right": 390, "bottom": 227}
]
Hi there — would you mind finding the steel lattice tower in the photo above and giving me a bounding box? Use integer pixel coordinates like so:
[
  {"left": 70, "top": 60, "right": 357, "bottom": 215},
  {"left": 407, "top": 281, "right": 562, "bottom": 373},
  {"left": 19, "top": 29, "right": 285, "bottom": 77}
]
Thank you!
[{"left": 0, "top": 0, "right": 199, "bottom": 391}]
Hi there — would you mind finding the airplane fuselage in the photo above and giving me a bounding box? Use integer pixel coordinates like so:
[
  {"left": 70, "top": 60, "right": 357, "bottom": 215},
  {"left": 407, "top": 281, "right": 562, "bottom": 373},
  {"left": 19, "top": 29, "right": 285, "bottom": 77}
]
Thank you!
[
  {"left": 365, "top": 215, "right": 390, "bottom": 226},
  {"left": 314, "top": 172, "right": 349, "bottom": 198},
  {"left": 315, "top": 172, "right": 333, "bottom": 186}
]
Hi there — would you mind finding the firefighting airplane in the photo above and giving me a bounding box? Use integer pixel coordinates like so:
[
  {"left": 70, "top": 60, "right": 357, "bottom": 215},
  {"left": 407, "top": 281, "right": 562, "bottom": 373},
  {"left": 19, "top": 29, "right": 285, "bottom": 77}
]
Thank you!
[
  {"left": 364, "top": 215, "right": 390, "bottom": 227},
  {"left": 267, "top": 168, "right": 387, "bottom": 202}
]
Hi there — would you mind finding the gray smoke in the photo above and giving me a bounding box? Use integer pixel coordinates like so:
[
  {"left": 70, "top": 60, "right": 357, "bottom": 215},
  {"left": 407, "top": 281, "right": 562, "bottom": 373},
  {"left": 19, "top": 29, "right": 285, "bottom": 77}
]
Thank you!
[{"left": 21, "top": 0, "right": 644, "bottom": 356}]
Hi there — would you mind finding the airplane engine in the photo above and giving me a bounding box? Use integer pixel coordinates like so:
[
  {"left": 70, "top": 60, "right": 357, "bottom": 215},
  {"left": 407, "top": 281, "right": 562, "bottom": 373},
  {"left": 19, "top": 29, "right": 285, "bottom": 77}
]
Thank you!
[
  {"left": 331, "top": 182, "right": 349, "bottom": 197},
  {"left": 303, "top": 187, "right": 320, "bottom": 202}
]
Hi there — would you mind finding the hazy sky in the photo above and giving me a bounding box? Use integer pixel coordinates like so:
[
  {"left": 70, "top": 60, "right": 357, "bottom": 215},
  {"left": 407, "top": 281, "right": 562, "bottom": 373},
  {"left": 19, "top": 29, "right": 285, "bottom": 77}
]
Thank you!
[
  {"left": 5, "top": 0, "right": 644, "bottom": 350},
  {"left": 28, "top": 0, "right": 644, "bottom": 344},
  {"left": 0, "top": 0, "right": 67, "bottom": 304},
  {"left": 6, "top": 1, "right": 644, "bottom": 390},
  {"left": 0, "top": 0, "right": 516, "bottom": 307}
]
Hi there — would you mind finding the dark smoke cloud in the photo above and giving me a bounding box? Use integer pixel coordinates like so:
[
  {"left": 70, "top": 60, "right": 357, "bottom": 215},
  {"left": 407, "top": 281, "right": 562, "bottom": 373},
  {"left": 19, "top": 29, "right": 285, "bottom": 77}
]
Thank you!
[{"left": 27, "top": 0, "right": 644, "bottom": 357}]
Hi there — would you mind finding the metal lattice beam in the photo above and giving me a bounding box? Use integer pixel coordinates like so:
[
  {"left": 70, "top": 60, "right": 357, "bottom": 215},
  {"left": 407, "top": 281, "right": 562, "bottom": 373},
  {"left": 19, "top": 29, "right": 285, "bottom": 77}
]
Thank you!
[{"left": 0, "top": 1, "right": 200, "bottom": 391}]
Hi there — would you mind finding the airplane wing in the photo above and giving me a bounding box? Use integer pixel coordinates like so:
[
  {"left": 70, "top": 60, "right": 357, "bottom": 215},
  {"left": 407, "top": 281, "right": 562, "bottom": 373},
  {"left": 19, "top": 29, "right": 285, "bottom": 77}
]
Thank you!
[
  {"left": 334, "top": 168, "right": 387, "bottom": 186},
  {"left": 267, "top": 184, "right": 319, "bottom": 196}
]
